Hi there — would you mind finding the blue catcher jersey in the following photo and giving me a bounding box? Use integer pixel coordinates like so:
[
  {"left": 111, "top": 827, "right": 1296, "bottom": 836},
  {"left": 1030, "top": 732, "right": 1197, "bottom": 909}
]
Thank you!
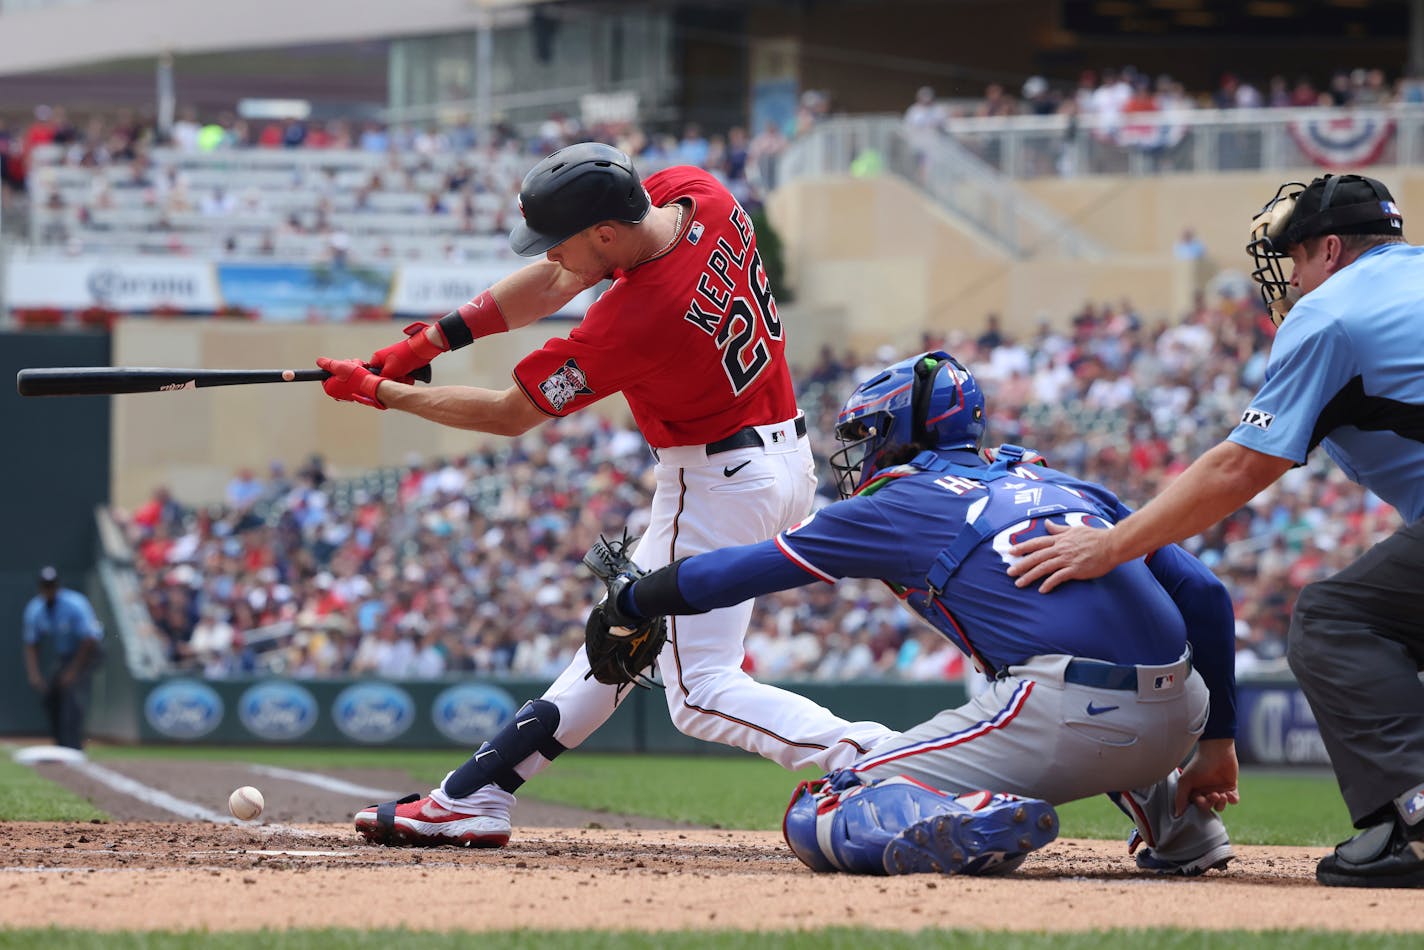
[
  {"left": 1229, "top": 242, "right": 1424, "bottom": 522},
  {"left": 775, "top": 450, "right": 1187, "bottom": 673}
]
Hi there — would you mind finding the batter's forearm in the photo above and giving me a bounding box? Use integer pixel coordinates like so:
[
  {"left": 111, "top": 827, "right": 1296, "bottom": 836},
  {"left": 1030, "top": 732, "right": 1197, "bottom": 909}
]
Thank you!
[
  {"left": 490, "top": 261, "right": 593, "bottom": 329},
  {"left": 416, "top": 262, "right": 593, "bottom": 353},
  {"left": 378, "top": 383, "right": 545, "bottom": 436}
]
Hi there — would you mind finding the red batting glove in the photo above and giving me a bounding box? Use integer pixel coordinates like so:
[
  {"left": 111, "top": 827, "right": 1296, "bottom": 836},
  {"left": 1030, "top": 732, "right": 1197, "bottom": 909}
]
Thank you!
[
  {"left": 317, "top": 357, "right": 389, "bottom": 410},
  {"left": 369, "top": 322, "right": 445, "bottom": 380}
]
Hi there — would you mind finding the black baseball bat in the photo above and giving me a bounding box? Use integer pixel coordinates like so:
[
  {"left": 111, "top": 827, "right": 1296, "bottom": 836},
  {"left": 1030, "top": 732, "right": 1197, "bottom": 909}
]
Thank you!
[{"left": 16, "top": 364, "right": 432, "bottom": 397}]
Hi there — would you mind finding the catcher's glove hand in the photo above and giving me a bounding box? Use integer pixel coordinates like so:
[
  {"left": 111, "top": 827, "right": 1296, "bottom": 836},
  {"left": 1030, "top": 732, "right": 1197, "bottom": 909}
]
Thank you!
[{"left": 582, "top": 532, "right": 668, "bottom": 690}]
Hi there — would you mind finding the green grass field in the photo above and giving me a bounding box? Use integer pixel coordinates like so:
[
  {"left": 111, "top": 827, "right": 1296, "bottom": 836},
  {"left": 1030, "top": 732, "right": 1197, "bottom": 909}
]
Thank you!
[
  {"left": 0, "top": 745, "right": 1379, "bottom": 948},
  {"left": 74, "top": 744, "right": 1353, "bottom": 846}
]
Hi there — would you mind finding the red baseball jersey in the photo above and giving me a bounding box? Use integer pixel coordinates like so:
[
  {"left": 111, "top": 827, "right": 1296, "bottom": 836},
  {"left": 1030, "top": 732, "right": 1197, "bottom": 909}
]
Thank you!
[{"left": 512, "top": 166, "right": 797, "bottom": 448}]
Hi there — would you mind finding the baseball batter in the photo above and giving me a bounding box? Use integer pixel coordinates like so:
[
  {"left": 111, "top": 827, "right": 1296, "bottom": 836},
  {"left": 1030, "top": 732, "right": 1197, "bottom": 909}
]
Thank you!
[
  {"left": 317, "top": 142, "right": 893, "bottom": 847},
  {"left": 595, "top": 352, "right": 1239, "bottom": 875}
]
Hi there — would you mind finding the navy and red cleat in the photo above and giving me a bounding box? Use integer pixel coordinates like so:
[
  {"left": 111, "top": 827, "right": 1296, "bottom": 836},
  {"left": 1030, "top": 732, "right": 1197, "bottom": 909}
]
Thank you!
[{"left": 882, "top": 791, "right": 1059, "bottom": 876}]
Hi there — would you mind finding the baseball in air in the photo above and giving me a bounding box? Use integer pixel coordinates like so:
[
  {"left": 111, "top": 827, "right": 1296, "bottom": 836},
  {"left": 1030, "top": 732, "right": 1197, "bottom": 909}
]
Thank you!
[
  {"left": 282, "top": 369, "right": 296, "bottom": 381},
  {"left": 228, "top": 785, "right": 265, "bottom": 821}
]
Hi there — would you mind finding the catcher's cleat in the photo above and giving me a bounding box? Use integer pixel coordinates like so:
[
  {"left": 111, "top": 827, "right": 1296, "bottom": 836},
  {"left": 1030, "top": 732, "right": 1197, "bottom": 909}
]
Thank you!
[
  {"left": 1130, "top": 831, "right": 1235, "bottom": 876},
  {"left": 1315, "top": 817, "right": 1424, "bottom": 888},
  {"left": 355, "top": 793, "right": 511, "bottom": 848},
  {"left": 882, "top": 792, "right": 1059, "bottom": 876}
]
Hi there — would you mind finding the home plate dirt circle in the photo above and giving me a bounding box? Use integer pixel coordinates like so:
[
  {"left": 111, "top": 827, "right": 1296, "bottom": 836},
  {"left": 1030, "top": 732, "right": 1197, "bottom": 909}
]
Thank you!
[{"left": 5, "top": 758, "right": 1420, "bottom": 934}]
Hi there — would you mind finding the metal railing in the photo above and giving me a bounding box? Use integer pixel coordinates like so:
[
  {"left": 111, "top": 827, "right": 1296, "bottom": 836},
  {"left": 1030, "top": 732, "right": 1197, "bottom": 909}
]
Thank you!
[
  {"left": 95, "top": 506, "right": 170, "bottom": 678},
  {"left": 938, "top": 104, "right": 1424, "bottom": 180},
  {"left": 778, "top": 116, "right": 1107, "bottom": 260}
]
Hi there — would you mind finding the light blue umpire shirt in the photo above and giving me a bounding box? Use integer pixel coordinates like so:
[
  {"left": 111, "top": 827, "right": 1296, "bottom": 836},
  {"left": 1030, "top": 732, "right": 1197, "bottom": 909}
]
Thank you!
[{"left": 1229, "top": 242, "right": 1424, "bottom": 522}]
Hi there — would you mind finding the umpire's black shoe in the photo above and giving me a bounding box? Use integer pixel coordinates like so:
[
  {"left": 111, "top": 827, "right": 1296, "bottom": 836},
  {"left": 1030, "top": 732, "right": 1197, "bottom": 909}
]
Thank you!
[{"left": 1316, "top": 817, "right": 1424, "bottom": 888}]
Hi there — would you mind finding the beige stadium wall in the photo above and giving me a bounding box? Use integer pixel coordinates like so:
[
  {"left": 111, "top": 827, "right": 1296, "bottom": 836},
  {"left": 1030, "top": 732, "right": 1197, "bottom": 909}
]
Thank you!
[
  {"left": 769, "top": 167, "right": 1424, "bottom": 346},
  {"left": 766, "top": 176, "right": 1193, "bottom": 346},
  {"left": 1022, "top": 168, "right": 1424, "bottom": 272}
]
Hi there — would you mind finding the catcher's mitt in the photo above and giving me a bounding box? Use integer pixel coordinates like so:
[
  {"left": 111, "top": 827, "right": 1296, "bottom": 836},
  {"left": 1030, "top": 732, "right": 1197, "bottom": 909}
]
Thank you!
[{"left": 582, "top": 532, "right": 668, "bottom": 690}]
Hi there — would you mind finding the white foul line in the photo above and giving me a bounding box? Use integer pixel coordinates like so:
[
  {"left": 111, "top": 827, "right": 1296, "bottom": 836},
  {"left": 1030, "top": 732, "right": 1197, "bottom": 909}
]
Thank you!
[
  {"left": 71, "top": 759, "right": 238, "bottom": 824},
  {"left": 249, "top": 764, "right": 401, "bottom": 801},
  {"left": 67, "top": 760, "right": 320, "bottom": 836}
]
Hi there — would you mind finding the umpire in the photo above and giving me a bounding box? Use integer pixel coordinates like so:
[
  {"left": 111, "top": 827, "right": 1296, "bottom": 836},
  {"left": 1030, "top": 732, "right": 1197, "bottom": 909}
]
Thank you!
[
  {"left": 21, "top": 566, "right": 103, "bottom": 750},
  {"left": 1007, "top": 173, "right": 1424, "bottom": 888}
]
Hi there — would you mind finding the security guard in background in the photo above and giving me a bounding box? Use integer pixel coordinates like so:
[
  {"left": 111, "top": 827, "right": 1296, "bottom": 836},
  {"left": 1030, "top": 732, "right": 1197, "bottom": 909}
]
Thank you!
[{"left": 22, "top": 566, "right": 103, "bottom": 750}]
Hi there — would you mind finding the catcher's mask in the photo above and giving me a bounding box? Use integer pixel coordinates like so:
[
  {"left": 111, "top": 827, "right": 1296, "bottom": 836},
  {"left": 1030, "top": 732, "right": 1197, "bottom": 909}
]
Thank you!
[
  {"left": 828, "top": 351, "right": 985, "bottom": 500},
  {"left": 1247, "top": 173, "right": 1403, "bottom": 326}
]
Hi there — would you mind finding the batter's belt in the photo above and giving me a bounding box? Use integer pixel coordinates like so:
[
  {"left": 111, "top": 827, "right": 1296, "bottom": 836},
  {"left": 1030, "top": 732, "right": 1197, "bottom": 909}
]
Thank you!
[
  {"left": 651, "top": 414, "right": 807, "bottom": 465},
  {"left": 704, "top": 414, "right": 808, "bottom": 455}
]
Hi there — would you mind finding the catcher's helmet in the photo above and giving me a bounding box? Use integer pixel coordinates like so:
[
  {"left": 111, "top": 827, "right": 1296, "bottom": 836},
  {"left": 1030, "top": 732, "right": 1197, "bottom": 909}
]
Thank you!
[
  {"left": 828, "top": 351, "right": 986, "bottom": 499},
  {"left": 1247, "top": 173, "right": 1403, "bottom": 325},
  {"left": 509, "top": 142, "right": 652, "bottom": 256}
]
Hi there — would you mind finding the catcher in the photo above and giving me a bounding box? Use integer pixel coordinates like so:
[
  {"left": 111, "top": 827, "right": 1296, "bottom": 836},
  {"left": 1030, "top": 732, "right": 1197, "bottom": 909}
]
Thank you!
[{"left": 582, "top": 351, "right": 1239, "bottom": 876}]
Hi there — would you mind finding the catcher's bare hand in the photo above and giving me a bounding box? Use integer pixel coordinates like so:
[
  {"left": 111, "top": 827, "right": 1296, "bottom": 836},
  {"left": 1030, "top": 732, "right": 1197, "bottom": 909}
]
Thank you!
[{"left": 1174, "top": 739, "right": 1241, "bottom": 817}]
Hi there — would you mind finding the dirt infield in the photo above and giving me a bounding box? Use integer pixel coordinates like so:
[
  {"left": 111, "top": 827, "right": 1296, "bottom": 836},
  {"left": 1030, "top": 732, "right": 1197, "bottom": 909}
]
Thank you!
[{"left": 4, "top": 758, "right": 1422, "bottom": 934}]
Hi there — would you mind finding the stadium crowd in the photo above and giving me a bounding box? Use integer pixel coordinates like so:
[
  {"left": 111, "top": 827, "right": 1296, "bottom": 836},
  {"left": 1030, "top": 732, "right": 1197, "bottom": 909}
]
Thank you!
[
  {"left": 5, "top": 60, "right": 1411, "bottom": 261},
  {"left": 110, "top": 290, "right": 1397, "bottom": 684},
  {"left": 2, "top": 105, "right": 780, "bottom": 263},
  {"left": 909, "top": 64, "right": 1424, "bottom": 128}
]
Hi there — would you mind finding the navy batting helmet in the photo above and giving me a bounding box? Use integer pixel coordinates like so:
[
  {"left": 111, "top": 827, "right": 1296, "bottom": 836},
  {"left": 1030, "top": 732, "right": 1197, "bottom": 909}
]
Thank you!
[
  {"left": 828, "top": 351, "right": 986, "bottom": 499},
  {"left": 509, "top": 142, "right": 652, "bottom": 256}
]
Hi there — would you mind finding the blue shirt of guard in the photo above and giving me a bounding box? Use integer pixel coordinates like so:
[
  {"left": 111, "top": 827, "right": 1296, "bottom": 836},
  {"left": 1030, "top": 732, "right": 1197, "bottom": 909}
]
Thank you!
[
  {"left": 23, "top": 589, "right": 103, "bottom": 660},
  {"left": 1228, "top": 242, "right": 1424, "bottom": 522}
]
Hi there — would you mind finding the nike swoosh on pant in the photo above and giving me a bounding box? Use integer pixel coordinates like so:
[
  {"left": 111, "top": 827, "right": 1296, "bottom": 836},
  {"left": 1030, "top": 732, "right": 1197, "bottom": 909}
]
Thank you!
[{"left": 723, "top": 460, "right": 751, "bottom": 477}]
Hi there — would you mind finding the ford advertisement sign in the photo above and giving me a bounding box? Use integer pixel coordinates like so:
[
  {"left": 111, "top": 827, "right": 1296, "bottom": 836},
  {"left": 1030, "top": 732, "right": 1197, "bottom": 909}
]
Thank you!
[
  {"left": 332, "top": 682, "right": 415, "bottom": 744},
  {"left": 238, "top": 681, "right": 319, "bottom": 741},
  {"left": 144, "top": 679, "right": 224, "bottom": 740}
]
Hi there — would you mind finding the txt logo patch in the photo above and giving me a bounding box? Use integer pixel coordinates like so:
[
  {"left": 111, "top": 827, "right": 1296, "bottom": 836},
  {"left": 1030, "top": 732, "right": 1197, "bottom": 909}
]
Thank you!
[
  {"left": 539, "top": 359, "right": 594, "bottom": 411},
  {"left": 1240, "top": 408, "right": 1274, "bottom": 430}
]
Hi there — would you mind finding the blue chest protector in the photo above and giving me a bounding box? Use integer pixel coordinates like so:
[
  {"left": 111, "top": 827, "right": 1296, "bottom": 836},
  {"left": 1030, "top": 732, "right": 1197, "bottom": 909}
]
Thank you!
[
  {"left": 919, "top": 445, "right": 1104, "bottom": 596},
  {"left": 898, "top": 446, "right": 1105, "bottom": 670}
]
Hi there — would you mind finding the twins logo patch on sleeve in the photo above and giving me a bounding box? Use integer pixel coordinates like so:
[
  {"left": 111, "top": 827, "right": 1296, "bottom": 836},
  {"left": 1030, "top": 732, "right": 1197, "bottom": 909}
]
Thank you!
[{"left": 539, "top": 359, "right": 595, "bottom": 411}]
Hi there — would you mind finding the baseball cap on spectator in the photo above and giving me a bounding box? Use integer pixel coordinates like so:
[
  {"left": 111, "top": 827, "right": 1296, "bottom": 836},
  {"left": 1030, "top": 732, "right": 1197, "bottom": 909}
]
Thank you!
[{"left": 38, "top": 566, "right": 59, "bottom": 586}]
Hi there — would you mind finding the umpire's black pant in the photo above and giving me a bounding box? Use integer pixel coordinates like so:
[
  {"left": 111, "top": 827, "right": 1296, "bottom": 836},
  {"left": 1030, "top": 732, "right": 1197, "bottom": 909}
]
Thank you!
[
  {"left": 1288, "top": 517, "right": 1424, "bottom": 828},
  {"left": 42, "top": 666, "right": 91, "bottom": 750}
]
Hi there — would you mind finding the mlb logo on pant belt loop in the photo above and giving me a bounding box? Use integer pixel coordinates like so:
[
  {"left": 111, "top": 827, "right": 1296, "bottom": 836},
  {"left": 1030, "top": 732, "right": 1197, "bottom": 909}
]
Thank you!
[
  {"left": 1153, "top": 673, "right": 1175, "bottom": 690},
  {"left": 771, "top": 430, "right": 785, "bottom": 443}
]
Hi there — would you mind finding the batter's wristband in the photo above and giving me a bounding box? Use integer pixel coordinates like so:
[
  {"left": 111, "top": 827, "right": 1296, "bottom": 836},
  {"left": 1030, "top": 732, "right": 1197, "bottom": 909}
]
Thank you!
[{"left": 437, "top": 290, "right": 508, "bottom": 351}]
